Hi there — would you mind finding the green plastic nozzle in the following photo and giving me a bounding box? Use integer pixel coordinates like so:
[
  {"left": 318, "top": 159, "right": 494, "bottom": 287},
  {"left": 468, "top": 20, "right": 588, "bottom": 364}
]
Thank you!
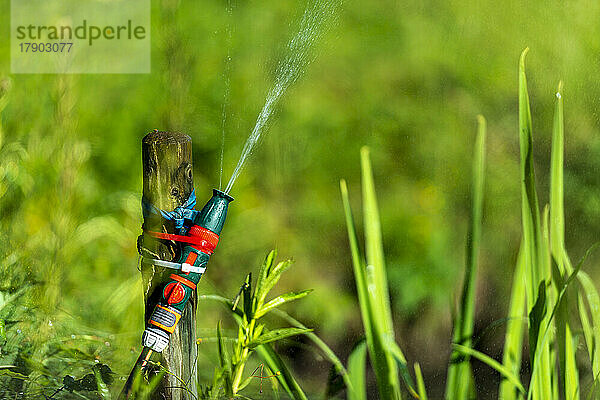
[{"left": 195, "top": 189, "right": 234, "bottom": 235}]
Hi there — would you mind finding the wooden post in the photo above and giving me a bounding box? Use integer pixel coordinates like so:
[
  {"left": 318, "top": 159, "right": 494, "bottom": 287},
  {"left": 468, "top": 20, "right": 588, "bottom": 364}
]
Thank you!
[{"left": 139, "top": 130, "right": 198, "bottom": 400}]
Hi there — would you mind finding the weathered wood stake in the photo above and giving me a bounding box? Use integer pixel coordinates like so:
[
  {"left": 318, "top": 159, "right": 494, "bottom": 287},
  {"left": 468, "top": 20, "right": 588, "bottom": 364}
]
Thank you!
[{"left": 139, "top": 130, "right": 198, "bottom": 400}]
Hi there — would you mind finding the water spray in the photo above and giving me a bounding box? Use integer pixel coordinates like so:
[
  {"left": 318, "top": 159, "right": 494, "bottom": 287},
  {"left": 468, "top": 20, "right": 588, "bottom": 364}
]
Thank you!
[
  {"left": 223, "top": 0, "right": 341, "bottom": 194},
  {"left": 121, "top": 189, "right": 233, "bottom": 398}
]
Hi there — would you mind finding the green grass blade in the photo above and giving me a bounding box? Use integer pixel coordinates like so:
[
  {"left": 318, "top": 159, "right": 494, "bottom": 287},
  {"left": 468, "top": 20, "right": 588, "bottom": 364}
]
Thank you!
[
  {"left": 360, "top": 147, "right": 402, "bottom": 399},
  {"left": 340, "top": 179, "right": 375, "bottom": 350},
  {"left": 548, "top": 81, "right": 580, "bottom": 400},
  {"left": 254, "top": 289, "right": 313, "bottom": 319},
  {"left": 347, "top": 340, "right": 367, "bottom": 400},
  {"left": 542, "top": 206, "right": 559, "bottom": 400},
  {"left": 255, "top": 344, "right": 308, "bottom": 400},
  {"left": 499, "top": 245, "right": 526, "bottom": 400},
  {"left": 248, "top": 327, "right": 313, "bottom": 348},
  {"left": 341, "top": 155, "right": 404, "bottom": 400},
  {"left": 564, "top": 242, "right": 600, "bottom": 387},
  {"left": 564, "top": 328, "right": 579, "bottom": 400},
  {"left": 578, "top": 270, "right": 600, "bottom": 378},
  {"left": 528, "top": 242, "right": 587, "bottom": 399},
  {"left": 414, "top": 363, "right": 428, "bottom": 400},
  {"left": 550, "top": 81, "right": 565, "bottom": 270},
  {"left": 387, "top": 339, "right": 419, "bottom": 398},
  {"left": 271, "top": 309, "right": 354, "bottom": 394},
  {"left": 340, "top": 178, "right": 401, "bottom": 400},
  {"left": 253, "top": 250, "right": 277, "bottom": 312},
  {"left": 518, "top": 47, "right": 544, "bottom": 310},
  {"left": 257, "top": 260, "right": 294, "bottom": 307},
  {"left": 518, "top": 48, "right": 553, "bottom": 400},
  {"left": 453, "top": 344, "right": 526, "bottom": 395},
  {"left": 446, "top": 115, "right": 486, "bottom": 400},
  {"left": 217, "top": 321, "right": 230, "bottom": 369},
  {"left": 361, "top": 146, "right": 395, "bottom": 339},
  {"left": 528, "top": 243, "right": 600, "bottom": 400},
  {"left": 518, "top": 47, "right": 543, "bottom": 307}
]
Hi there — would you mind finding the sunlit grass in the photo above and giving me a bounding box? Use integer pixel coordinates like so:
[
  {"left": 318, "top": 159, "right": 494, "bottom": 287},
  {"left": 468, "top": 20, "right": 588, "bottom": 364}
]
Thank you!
[{"left": 340, "top": 49, "right": 600, "bottom": 400}]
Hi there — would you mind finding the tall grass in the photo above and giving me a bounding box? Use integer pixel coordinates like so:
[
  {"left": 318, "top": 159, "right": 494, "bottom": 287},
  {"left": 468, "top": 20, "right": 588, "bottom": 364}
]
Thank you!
[
  {"left": 340, "top": 147, "right": 422, "bottom": 400},
  {"left": 340, "top": 49, "right": 600, "bottom": 399},
  {"left": 448, "top": 49, "right": 600, "bottom": 400},
  {"left": 494, "top": 49, "right": 600, "bottom": 400},
  {"left": 445, "top": 115, "right": 486, "bottom": 400}
]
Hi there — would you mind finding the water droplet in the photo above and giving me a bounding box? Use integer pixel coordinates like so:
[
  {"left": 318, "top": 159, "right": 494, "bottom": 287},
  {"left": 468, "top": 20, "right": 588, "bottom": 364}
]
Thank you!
[
  {"left": 94, "top": 359, "right": 100, "bottom": 363},
  {"left": 71, "top": 334, "right": 76, "bottom": 339},
  {"left": 556, "top": 92, "right": 562, "bottom": 99},
  {"left": 48, "top": 320, "right": 53, "bottom": 327},
  {"left": 16, "top": 329, "right": 21, "bottom": 334},
  {"left": 104, "top": 341, "right": 110, "bottom": 347}
]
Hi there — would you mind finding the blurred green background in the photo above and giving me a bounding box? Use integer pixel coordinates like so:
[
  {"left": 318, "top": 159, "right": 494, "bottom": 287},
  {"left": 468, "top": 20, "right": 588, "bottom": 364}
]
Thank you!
[{"left": 1, "top": 0, "right": 600, "bottom": 398}]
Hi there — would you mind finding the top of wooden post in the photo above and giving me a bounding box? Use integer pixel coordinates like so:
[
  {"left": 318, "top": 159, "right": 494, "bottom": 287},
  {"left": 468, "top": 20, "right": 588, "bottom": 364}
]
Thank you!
[
  {"left": 143, "top": 130, "right": 192, "bottom": 146},
  {"left": 142, "top": 130, "right": 194, "bottom": 214}
]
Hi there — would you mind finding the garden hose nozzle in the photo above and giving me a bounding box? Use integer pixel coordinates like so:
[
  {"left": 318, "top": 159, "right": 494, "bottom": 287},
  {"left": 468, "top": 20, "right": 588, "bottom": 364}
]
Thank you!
[{"left": 139, "top": 189, "right": 233, "bottom": 365}]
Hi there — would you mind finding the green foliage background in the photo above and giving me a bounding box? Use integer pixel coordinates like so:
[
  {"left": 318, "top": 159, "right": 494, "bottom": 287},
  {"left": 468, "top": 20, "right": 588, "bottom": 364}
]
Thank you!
[{"left": 0, "top": 0, "right": 600, "bottom": 397}]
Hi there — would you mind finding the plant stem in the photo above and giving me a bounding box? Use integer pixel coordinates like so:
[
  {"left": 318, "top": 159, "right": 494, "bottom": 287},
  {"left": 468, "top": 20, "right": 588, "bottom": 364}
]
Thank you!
[{"left": 232, "top": 319, "right": 256, "bottom": 394}]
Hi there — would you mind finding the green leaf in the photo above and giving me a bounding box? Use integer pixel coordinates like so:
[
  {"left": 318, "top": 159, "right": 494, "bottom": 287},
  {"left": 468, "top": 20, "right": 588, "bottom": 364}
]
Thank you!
[
  {"left": 253, "top": 323, "right": 265, "bottom": 340},
  {"left": 517, "top": 48, "right": 554, "bottom": 400},
  {"left": 361, "top": 146, "right": 395, "bottom": 340},
  {"left": 271, "top": 308, "right": 353, "bottom": 396},
  {"left": 362, "top": 147, "right": 403, "bottom": 399},
  {"left": 558, "top": 244, "right": 600, "bottom": 383},
  {"left": 254, "top": 251, "right": 276, "bottom": 311},
  {"left": 341, "top": 150, "right": 403, "bottom": 399},
  {"left": 453, "top": 344, "right": 525, "bottom": 395},
  {"left": 0, "top": 320, "right": 5, "bottom": 344},
  {"left": 387, "top": 338, "right": 419, "bottom": 398},
  {"left": 414, "top": 363, "right": 428, "bottom": 400},
  {"left": 528, "top": 246, "right": 598, "bottom": 400},
  {"left": 209, "top": 366, "right": 227, "bottom": 400},
  {"left": 564, "top": 328, "right": 580, "bottom": 400},
  {"left": 578, "top": 270, "right": 600, "bottom": 378},
  {"left": 347, "top": 340, "right": 367, "bottom": 400},
  {"left": 518, "top": 47, "right": 544, "bottom": 307},
  {"left": 255, "top": 344, "right": 308, "bottom": 400},
  {"left": 248, "top": 327, "right": 313, "bottom": 348},
  {"left": 0, "top": 368, "right": 27, "bottom": 380},
  {"left": 255, "top": 290, "right": 313, "bottom": 319},
  {"left": 547, "top": 81, "right": 580, "bottom": 400},
  {"left": 529, "top": 246, "right": 588, "bottom": 394},
  {"left": 528, "top": 281, "right": 547, "bottom": 366},
  {"left": 256, "top": 260, "right": 294, "bottom": 308},
  {"left": 243, "top": 273, "right": 253, "bottom": 320},
  {"left": 217, "top": 321, "right": 231, "bottom": 370},
  {"left": 340, "top": 179, "right": 373, "bottom": 345},
  {"left": 499, "top": 245, "right": 527, "bottom": 400},
  {"left": 446, "top": 115, "right": 486, "bottom": 400},
  {"left": 201, "top": 284, "right": 312, "bottom": 397},
  {"left": 550, "top": 81, "right": 565, "bottom": 271}
]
